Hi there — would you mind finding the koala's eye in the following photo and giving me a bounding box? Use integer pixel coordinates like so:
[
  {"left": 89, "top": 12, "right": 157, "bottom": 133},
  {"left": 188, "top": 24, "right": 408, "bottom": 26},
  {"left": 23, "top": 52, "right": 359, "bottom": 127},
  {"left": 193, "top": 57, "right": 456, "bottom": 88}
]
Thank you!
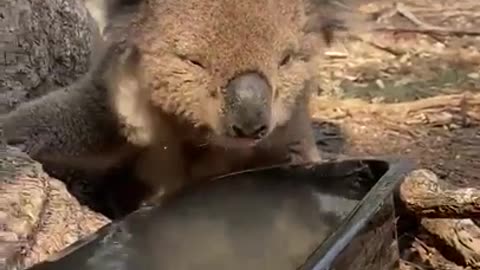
[
  {"left": 177, "top": 53, "right": 206, "bottom": 69},
  {"left": 279, "top": 52, "right": 293, "bottom": 67},
  {"left": 187, "top": 59, "right": 205, "bottom": 69}
]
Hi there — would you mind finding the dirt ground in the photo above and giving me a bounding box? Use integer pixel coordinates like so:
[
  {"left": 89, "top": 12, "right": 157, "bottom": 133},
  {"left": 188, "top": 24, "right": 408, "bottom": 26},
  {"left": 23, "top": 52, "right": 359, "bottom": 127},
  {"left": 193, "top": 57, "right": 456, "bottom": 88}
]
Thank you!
[
  {"left": 313, "top": 0, "right": 480, "bottom": 184},
  {"left": 309, "top": 0, "right": 480, "bottom": 268}
]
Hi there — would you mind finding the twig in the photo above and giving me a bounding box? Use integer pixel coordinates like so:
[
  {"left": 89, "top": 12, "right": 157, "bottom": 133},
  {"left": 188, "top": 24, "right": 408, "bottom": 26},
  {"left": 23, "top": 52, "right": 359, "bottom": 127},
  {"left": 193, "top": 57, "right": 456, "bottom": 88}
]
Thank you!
[
  {"left": 349, "top": 33, "right": 405, "bottom": 56},
  {"left": 374, "top": 6, "right": 399, "bottom": 23},
  {"left": 374, "top": 26, "right": 480, "bottom": 37},
  {"left": 395, "top": 3, "right": 439, "bottom": 30},
  {"left": 323, "top": 51, "right": 349, "bottom": 59}
]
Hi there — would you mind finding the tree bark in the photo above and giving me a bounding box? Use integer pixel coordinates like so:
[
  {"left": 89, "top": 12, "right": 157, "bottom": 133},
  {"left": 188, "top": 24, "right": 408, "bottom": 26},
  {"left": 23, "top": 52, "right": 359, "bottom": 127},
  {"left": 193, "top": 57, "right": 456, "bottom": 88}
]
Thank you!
[
  {"left": 399, "top": 169, "right": 480, "bottom": 218},
  {"left": 0, "top": 0, "right": 96, "bottom": 114},
  {"left": 0, "top": 146, "right": 110, "bottom": 270}
]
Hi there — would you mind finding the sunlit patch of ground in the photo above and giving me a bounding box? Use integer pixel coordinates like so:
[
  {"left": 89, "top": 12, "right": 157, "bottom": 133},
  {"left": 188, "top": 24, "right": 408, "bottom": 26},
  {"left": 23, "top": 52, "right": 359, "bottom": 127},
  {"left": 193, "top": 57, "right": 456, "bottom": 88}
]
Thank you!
[{"left": 307, "top": 1, "right": 480, "bottom": 268}]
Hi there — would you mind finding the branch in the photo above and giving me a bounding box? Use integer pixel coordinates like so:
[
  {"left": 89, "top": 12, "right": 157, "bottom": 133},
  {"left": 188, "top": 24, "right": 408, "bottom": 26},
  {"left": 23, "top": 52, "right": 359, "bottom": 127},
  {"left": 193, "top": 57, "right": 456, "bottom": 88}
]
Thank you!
[
  {"left": 372, "top": 3, "right": 480, "bottom": 37},
  {"left": 374, "top": 26, "right": 480, "bottom": 37}
]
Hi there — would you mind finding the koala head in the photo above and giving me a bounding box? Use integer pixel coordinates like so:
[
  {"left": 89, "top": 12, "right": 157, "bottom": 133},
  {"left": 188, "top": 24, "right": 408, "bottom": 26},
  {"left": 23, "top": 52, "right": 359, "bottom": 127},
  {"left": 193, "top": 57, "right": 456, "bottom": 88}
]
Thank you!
[{"left": 106, "top": 0, "right": 338, "bottom": 147}]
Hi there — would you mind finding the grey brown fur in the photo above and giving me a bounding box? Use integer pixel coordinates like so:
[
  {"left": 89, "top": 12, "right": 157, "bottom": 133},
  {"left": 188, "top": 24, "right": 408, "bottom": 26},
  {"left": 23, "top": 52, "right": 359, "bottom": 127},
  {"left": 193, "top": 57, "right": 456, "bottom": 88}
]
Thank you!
[{"left": 2, "top": 0, "right": 336, "bottom": 205}]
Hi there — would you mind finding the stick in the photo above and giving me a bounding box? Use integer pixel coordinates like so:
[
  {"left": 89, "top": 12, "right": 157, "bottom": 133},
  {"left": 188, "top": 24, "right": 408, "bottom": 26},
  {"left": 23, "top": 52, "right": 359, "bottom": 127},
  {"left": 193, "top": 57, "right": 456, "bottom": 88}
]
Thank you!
[
  {"left": 372, "top": 3, "right": 480, "bottom": 37},
  {"left": 374, "top": 26, "right": 480, "bottom": 37}
]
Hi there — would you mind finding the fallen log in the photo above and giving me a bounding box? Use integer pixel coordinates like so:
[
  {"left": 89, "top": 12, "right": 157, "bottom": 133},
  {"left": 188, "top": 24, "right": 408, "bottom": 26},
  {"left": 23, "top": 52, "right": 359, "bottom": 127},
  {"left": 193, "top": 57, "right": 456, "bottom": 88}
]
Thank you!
[
  {"left": 399, "top": 169, "right": 480, "bottom": 219},
  {"left": 397, "top": 169, "right": 480, "bottom": 269}
]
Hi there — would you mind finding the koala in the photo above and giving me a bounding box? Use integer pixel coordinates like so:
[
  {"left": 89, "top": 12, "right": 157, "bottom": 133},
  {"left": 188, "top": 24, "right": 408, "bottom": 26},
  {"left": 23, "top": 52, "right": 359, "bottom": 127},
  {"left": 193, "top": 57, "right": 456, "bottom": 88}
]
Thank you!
[
  {"left": 2, "top": 0, "right": 340, "bottom": 207},
  {"left": 106, "top": 0, "right": 328, "bottom": 201}
]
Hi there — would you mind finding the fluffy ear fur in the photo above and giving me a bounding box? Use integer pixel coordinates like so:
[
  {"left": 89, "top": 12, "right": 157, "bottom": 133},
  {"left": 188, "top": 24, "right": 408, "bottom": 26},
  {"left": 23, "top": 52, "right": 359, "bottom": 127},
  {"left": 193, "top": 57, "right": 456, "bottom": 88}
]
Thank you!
[
  {"left": 303, "top": 0, "right": 375, "bottom": 46},
  {"left": 85, "top": 0, "right": 149, "bottom": 146},
  {"left": 101, "top": 43, "right": 156, "bottom": 147},
  {"left": 84, "top": 0, "right": 143, "bottom": 36}
]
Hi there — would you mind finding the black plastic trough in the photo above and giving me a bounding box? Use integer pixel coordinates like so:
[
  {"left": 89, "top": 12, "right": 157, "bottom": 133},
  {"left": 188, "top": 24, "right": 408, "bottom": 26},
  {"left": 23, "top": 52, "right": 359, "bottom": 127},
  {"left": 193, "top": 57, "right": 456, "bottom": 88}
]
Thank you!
[{"left": 28, "top": 157, "right": 414, "bottom": 270}]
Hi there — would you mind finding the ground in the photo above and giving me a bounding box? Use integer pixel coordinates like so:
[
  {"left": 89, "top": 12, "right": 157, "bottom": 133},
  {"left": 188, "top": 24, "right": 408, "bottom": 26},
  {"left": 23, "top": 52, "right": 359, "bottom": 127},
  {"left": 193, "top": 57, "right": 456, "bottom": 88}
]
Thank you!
[
  {"left": 313, "top": 0, "right": 480, "bottom": 187},
  {"left": 309, "top": 0, "right": 480, "bottom": 268}
]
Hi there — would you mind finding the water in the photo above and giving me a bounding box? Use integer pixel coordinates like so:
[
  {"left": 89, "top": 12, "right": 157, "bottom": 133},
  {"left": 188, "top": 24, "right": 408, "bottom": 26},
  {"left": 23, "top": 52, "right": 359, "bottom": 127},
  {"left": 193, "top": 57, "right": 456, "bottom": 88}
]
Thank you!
[{"left": 29, "top": 160, "right": 390, "bottom": 270}]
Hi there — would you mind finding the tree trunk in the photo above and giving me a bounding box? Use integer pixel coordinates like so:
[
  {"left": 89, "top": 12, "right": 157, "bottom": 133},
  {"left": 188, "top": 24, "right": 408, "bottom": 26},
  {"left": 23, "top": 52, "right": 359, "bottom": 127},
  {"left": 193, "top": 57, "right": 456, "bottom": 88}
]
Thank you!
[{"left": 0, "top": 0, "right": 96, "bottom": 114}]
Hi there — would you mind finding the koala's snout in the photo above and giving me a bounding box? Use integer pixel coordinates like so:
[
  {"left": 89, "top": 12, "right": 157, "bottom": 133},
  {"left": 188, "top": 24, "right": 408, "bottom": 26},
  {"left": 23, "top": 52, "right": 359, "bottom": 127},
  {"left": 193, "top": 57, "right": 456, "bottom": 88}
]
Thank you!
[{"left": 224, "top": 72, "right": 271, "bottom": 140}]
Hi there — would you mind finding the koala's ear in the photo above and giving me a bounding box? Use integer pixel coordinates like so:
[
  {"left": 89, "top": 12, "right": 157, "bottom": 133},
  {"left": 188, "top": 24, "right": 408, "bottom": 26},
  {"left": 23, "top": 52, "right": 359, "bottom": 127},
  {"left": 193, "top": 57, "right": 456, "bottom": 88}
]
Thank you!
[
  {"left": 84, "top": 0, "right": 143, "bottom": 36},
  {"left": 302, "top": 0, "right": 373, "bottom": 46},
  {"left": 84, "top": 0, "right": 111, "bottom": 35},
  {"left": 303, "top": 0, "right": 348, "bottom": 46},
  {"left": 103, "top": 43, "right": 155, "bottom": 147}
]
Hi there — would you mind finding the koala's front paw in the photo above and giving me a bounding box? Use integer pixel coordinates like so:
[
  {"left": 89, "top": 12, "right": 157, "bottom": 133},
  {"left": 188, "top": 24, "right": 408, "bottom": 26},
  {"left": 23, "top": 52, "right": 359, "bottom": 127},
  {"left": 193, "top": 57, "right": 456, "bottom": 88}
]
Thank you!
[
  {"left": 140, "top": 188, "right": 167, "bottom": 208},
  {"left": 287, "top": 141, "right": 322, "bottom": 165}
]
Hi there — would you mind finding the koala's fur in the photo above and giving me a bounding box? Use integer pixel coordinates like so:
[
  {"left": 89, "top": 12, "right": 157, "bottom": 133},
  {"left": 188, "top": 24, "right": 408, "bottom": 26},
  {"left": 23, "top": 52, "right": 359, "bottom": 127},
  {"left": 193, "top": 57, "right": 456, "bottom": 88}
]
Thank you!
[
  {"left": 2, "top": 0, "right": 341, "bottom": 206},
  {"left": 83, "top": 0, "right": 141, "bottom": 36},
  {"left": 1, "top": 49, "right": 137, "bottom": 175}
]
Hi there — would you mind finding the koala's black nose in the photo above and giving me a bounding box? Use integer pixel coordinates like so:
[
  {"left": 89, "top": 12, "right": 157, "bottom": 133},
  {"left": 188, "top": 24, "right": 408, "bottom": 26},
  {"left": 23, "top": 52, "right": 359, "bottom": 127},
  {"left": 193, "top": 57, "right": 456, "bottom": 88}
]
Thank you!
[{"left": 225, "top": 72, "right": 271, "bottom": 140}]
